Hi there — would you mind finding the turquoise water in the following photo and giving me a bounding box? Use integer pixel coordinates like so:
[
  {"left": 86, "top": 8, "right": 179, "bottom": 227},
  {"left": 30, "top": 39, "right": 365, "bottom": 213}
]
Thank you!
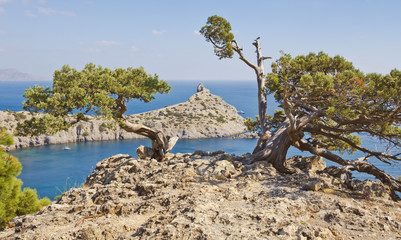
[
  {"left": 1, "top": 80, "right": 401, "bottom": 199},
  {"left": 12, "top": 138, "right": 259, "bottom": 199}
]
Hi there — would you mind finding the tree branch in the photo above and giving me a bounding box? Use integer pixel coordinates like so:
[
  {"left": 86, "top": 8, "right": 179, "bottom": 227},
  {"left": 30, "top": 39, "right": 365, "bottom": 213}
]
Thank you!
[
  {"left": 120, "top": 120, "right": 178, "bottom": 161},
  {"left": 231, "top": 40, "right": 258, "bottom": 71},
  {"left": 283, "top": 84, "right": 296, "bottom": 133},
  {"left": 207, "top": 37, "right": 224, "bottom": 50},
  {"left": 305, "top": 125, "right": 401, "bottom": 163},
  {"left": 294, "top": 139, "right": 401, "bottom": 192}
]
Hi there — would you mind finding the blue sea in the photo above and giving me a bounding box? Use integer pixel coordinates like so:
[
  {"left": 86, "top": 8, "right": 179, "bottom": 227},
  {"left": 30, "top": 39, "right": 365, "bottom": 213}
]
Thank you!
[{"left": 1, "top": 80, "right": 400, "bottom": 199}]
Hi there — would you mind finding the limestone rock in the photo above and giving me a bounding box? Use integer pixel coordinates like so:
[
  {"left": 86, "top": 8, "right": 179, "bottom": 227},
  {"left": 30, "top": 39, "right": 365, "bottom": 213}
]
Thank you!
[{"left": 2, "top": 153, "right": 400, "bottom": 239}]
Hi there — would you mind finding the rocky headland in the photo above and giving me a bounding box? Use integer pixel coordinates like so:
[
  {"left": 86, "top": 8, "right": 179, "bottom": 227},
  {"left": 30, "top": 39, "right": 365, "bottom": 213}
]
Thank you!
[
  {"left": 1, "top": 151, "right": 400, "bottom": 239},
  {"left": 0, "top": 84, "right": 250, "bottom": 150}
]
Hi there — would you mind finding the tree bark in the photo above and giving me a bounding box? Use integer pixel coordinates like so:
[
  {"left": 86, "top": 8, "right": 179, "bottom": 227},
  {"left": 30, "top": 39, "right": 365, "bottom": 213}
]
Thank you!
[
  {"left": 253, "top": 39, "right": 269, "bottom": 136},
  {"left": 120, "top": 120, "right": 178, "bottom": 161},
  {"left": 250, "top": 122, "right": 295, "bottom": 174}
]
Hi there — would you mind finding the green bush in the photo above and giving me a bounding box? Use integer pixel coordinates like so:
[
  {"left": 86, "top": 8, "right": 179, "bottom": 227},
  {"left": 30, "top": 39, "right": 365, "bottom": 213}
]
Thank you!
[
  {"left": 0, "top": 127, "right": 51, "bottom": 230},
  {"left": 12, "top": 112, "right": 26, "bottom": 121},
  {"left": 83, "top": 131, "right": 90, "bottom": 136},
  {"left": 99, "top": 123, "right": 107, "bottom": 133},
  {"left": 216, "top": 115, "right": 226, "bottom": 123}
]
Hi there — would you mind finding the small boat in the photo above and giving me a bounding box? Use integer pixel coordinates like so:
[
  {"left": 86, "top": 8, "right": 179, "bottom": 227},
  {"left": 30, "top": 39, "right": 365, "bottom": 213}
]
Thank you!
[
  {"left": 238, "top": 110, "right": 245, "bottom": 114},
  {"left": 64, "top": 146, "right": 71, "bottom": 150}
]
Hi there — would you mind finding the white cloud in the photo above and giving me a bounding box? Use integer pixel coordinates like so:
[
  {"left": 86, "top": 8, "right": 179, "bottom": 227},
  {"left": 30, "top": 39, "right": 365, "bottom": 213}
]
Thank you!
[
  {"left": 193, "top": 30, "right": 201, "bottom": 36},
  {"left": 82, "top": 48, "right": 100, "bottom": 53},
  {"left": 95, "top": 40, "right": 118, "bottom": 46},
  {"left": 130, "top": 46, "right": 139, "bottom": 52},
  {"left": 25, "top": 10, "right": 36, "bottom": 17},
  {"left": 152, "top": 30, "right": 167, "bottom": 35},
  {"left": 37, "top": 7, "right": 75, "bottom": 17},
  {"left": 59, "top": 10, "right": 75, "bottom": 17},
  {"left": 37, "top": 7, "right": 54, "bottom": 15}
]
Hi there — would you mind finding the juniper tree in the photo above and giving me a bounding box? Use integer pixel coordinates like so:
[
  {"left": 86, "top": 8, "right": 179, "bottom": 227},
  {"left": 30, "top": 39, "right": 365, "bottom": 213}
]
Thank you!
[
  {"left": 200, "top": 15, "right": 401, "bottom": 193},
  {"left": 0, "top": 128, "right": 51, "bottom": 229},
  {"left": 17, "top": 63, "right": 178, "bottom": 160}
]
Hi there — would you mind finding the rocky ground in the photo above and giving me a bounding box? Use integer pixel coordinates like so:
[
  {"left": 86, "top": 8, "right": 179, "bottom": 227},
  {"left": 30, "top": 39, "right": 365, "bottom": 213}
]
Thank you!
[
  {"left": 0, "top": 84, "right": 247, "bottom": 150},
  {"left": 1, "top": 151, "right": 400, "bottom": 239}
]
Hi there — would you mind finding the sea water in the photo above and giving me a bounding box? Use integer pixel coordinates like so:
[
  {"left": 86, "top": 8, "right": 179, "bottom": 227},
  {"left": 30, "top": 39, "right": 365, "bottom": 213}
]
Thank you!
[{"left": 1, "top": 80, "right": 400, "bottom": 199}]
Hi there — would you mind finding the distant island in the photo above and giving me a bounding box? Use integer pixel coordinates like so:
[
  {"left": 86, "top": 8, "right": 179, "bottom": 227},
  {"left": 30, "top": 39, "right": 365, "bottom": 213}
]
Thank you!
[{"left": 0, "top": 68, "right": 50, "bottom": 81}]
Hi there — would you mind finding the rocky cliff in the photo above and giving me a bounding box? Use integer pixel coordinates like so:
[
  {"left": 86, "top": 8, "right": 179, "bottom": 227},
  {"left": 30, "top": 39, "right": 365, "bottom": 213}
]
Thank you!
[
  {"left": 1, "top": 152, "right": 400, "bottom": 239},
  {"left": 0, "top": 84, "right": 248, "bottom": 150}
]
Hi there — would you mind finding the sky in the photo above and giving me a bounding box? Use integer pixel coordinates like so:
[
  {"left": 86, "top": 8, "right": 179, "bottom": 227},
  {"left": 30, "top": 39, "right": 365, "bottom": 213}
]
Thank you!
[{"left": 0, "top": 0, "right": 400, "bottom": 81}]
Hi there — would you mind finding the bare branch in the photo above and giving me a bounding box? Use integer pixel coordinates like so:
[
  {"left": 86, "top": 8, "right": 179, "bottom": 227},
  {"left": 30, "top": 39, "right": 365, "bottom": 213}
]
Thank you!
[
  {"left": 305, "top": 125, "right": 401, "bottom": 163},
  {"left": 231, "top": 40, "right": 258, "bottom": 71},
  {"left": 295, "top": 139, "right": 401, "bottom": 192}
]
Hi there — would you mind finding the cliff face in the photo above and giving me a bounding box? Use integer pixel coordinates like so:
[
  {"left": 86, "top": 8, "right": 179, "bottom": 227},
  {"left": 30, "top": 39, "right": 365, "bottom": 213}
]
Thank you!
[
  {"left": 0, "top": 84, "right": 247, "bottom": 150},
  {"left": 1, "top": 152, "right": 400, "bottom": 239}
]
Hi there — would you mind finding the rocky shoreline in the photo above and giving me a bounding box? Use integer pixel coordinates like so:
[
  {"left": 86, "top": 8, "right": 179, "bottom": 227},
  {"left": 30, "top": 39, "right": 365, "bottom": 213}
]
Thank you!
[
  {"left": 0, "top": 84, "right": 252, "bottom": 151},
  {"left": 1, "top": 151, "right": 400, "bottom": 239}
]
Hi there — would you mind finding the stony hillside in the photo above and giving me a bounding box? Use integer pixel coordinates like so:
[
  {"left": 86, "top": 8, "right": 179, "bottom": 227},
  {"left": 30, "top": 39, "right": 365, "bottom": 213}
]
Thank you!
[
  {"left": 1, "top": 152, "right": 400, "bottom": 239},
  {"left": 126, "top": 84, "right": 246, "bottom": 138},
  {"left": 0, "top": 84, "right": 247, "bottom": 150}
]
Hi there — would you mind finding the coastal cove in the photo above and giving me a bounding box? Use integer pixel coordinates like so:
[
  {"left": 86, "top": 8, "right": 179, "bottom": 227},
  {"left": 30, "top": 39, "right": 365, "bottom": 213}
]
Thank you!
[
  {"left": 12, "top": 135, "right": 401, "bottom": 200},
  {"left": 1, "top": 80, "right": 401, "bottom": 199}
]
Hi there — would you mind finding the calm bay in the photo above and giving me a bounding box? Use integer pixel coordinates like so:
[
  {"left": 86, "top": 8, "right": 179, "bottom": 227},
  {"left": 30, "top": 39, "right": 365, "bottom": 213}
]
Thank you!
[{"left": 1, "top": 80, "right": 400, "bottom": 199}]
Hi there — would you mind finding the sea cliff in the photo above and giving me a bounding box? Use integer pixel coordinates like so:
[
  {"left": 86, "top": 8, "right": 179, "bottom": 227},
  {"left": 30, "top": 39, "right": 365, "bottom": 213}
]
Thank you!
[{"left": 0, "top": 84, "right": 251, "bottom": 150}]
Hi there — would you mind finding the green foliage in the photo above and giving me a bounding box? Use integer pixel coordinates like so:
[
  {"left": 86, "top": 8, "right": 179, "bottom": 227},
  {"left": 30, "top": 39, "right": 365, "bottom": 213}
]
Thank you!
[
  {"left": 0, "top": 127, "right": 14, "bottom": 149},
  {"left": 216, "top": 115, "right": 226, "bottom": 123},
  {"left": 0, "top": 129, "right": 51, "bottom": 229},
  {"left": 266, "top": 51, "right": 401, "bottom": 155},
  {"left": 244, "top": 116, "right": 260, "bottom": 133},
  {"left": 12, "top": 112, "right": 26, "bottom": 121},
  {"left": 98, "top": 122, "right": 110, "bottom": 133},
  {"left": 200, "top": 15, "right": 235, "bottom": 59},
  {"left": 83, "top": 131, "right": 90, "bottom": 137},
  {"left": 17, "top": 63, "right": 171, "bottom": 136},
  {"left": 245, "top": 110, "right": 286, "bottom": 134}
]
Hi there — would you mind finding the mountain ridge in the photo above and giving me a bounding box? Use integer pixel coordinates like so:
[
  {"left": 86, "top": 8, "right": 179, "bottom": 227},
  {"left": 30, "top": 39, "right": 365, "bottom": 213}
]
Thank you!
[{"left": 0, "top": 68, "right": 50, "bottom": 81}]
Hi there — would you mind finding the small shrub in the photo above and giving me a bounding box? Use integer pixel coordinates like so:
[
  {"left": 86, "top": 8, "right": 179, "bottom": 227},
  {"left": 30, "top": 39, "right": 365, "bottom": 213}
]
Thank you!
[
  {"left": 216, "top": 115, "right": 226, "bottom": 123},
  {"left": 99, "top": 123, "right": 107, "bottom": 132},
  {"left": 83, "top": 131, "right": 90, "bottom": 136},
  {"left": 13, "top": 112, "right": 26, "bottom": 121}
]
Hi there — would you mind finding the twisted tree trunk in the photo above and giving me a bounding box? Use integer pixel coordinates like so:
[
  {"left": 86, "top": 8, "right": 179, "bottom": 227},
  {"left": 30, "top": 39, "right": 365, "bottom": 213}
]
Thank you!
[
  {"left": 121, "top": 120, "right": 178, "bottom": 161},
  {"left": 250, "top": 121, "right": 296, "bottom": 174}
]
